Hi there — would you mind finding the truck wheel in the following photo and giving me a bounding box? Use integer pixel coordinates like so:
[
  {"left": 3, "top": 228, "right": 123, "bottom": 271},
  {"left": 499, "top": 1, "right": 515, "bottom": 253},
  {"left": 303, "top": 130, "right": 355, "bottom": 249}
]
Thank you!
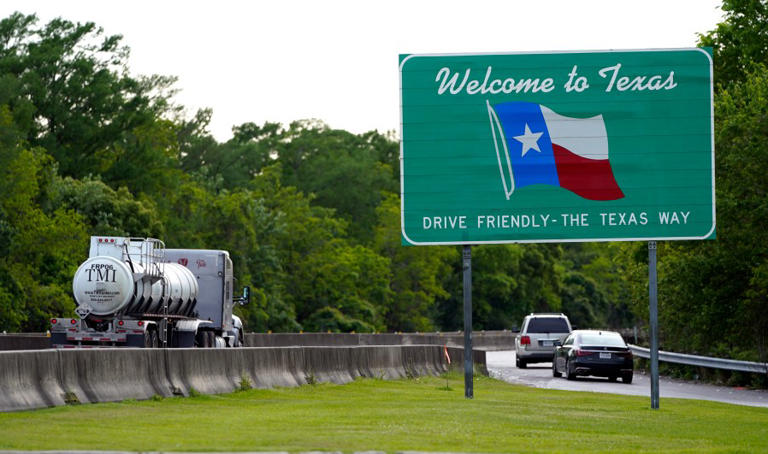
[
  {"left": 143, "top": 330, "right": 152, "bottom": 348},
  {"left": 144, "top": 328, "right": 159, "bottom": 348},
  {"left": 206, "top": 331, "right": 215, "bottom": 348},
  {"left": 195, "top": 330, "right": 209, "bottom": 348}
]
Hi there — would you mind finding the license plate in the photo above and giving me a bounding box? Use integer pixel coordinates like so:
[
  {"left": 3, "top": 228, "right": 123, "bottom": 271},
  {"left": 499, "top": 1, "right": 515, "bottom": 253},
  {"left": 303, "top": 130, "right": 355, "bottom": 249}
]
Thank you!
[
  {"left": 599, "top": 352, "right": 611, "bottom": 359},
  {"left": 541, "top": 340, "right": 553, "bottom": 347}
]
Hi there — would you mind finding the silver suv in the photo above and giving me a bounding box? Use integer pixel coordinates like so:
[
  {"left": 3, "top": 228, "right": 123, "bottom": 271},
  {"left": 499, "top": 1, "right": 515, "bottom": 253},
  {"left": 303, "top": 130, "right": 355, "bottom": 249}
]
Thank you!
[{"left": 515, "top": 313, "right": 572, "bottom": 368}]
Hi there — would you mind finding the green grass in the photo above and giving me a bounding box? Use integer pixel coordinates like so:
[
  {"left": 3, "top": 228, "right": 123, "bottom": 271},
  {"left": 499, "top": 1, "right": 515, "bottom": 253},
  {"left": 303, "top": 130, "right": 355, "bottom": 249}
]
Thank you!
[{"left": 1, "top": 372, "right": 766, "bottom": 453}]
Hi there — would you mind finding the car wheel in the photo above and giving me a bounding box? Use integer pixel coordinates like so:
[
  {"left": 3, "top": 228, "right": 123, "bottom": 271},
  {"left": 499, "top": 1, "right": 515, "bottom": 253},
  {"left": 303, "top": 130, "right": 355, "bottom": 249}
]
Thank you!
[
  {"left": 518, "top": 358, "right": 527, "bottom": 368},
  {"left": 566, "top": 360, "right": 576, "bottom": 380},
  {"left": 552, "top": 361, "right": 562, "bottom": 378},
  {"left": 622, "top": 373, "right": 633, "bottom": 384},
  {"left": 608, "top": 375, "right": 617, "bottom": 382}
]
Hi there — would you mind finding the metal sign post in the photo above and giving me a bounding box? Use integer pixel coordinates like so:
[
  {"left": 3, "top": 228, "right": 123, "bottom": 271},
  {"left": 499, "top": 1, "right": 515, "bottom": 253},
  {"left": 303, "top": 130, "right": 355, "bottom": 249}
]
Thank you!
[
  {"left": 649, "top": 241, "right": 659, "bottom": 409},
  {"left": 463, "top": 245, "right": 473, "bottom": 399}
]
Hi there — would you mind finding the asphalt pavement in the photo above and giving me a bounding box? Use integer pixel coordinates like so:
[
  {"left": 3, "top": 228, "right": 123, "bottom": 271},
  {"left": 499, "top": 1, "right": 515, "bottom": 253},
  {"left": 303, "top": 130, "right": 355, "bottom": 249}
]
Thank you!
[{"left": 487, "top": 350, "right": 768, "bottom": 408}]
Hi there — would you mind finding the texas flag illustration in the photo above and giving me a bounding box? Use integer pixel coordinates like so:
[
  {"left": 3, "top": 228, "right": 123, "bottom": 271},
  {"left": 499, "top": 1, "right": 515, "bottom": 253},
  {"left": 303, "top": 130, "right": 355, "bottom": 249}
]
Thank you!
[{"left": 487, "top": 101, "right": 624, "bottom": 201}]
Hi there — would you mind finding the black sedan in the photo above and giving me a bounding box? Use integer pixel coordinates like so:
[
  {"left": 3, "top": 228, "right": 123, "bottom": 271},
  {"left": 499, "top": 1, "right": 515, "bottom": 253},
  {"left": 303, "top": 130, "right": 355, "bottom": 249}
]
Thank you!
[{"left": 553, "top": 330, "right": 633, "bottom": 383}]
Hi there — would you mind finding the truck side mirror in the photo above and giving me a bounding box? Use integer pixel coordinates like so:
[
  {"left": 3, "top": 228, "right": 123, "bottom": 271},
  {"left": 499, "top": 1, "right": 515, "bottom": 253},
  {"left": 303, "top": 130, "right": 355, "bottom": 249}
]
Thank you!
[{"left": 240, "top": 286, "right": 250, "bottom": 305}]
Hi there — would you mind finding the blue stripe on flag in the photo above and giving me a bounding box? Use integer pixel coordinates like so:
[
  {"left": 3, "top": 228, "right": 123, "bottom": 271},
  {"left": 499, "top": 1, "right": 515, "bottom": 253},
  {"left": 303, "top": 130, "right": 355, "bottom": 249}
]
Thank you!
[{"left": 493, "top": 102, "right": 560, "bottom": 189}]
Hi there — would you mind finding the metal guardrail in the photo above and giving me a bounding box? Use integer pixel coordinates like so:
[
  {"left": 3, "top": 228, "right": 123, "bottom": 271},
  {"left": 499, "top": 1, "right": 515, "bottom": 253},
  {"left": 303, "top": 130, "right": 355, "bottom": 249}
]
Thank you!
[{"left": 629, "top": 344, "right": 768, "bottom": 374}]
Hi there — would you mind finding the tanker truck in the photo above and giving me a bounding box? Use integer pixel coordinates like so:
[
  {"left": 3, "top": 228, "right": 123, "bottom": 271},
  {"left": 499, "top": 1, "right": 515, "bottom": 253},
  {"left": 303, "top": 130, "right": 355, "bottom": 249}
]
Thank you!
[{"left": 50, "top": 236, "right": 249, "bottom": 348}]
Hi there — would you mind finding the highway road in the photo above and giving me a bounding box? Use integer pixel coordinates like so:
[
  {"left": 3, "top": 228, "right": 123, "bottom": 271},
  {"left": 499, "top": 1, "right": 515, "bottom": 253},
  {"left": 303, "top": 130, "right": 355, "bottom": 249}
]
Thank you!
[{"left": 487, "top": 350, "right": 768, "bottom": 408}]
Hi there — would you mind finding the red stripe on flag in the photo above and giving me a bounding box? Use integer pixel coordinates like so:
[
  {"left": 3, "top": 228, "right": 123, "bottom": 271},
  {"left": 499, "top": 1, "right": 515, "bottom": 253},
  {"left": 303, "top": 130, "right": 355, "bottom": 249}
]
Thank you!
[
  {"left": 552, "top": 143, "right": 624, "bottom": 201},
  {"left": 444, "top": 345, "right": 451, "bottom": 365}
]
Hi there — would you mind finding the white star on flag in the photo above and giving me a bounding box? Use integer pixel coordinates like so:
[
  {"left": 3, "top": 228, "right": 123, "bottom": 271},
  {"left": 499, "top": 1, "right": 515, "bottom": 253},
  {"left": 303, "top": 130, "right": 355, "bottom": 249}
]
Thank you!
[{"left": 513, "top": 123, "right": 543, "bottom": 157}]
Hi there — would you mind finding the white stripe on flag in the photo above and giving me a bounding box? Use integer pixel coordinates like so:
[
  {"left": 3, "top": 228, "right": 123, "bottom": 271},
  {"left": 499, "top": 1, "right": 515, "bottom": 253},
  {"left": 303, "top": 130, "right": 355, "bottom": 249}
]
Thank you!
[{"left": 540, "top": 105, "right": 609, "bottom": 160}]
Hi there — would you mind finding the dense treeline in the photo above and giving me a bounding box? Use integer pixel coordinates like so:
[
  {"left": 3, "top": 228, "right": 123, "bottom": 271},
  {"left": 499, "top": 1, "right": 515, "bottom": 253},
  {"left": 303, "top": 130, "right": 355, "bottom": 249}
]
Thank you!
[
  {"left": 620, "top": 0, "right": 768, "bottom": 365},
  {"left": 1, "top": 2, "right": 767, "bottom": 368},
  {"left": 0, "top": 10, "right": 633, "bottom": 335}
]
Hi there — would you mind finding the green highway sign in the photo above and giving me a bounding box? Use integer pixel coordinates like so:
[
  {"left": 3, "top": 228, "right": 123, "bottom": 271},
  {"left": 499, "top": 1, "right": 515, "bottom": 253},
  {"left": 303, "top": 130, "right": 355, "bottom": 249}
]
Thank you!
[{"left": 399, "top": 49, "right": 714, "bottom": 245}]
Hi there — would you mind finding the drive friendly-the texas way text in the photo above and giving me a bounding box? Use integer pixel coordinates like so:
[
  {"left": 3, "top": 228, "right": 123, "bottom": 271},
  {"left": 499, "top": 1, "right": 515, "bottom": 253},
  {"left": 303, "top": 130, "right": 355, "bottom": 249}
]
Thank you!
[{"left": 422, "top": 211, "right": 691, "bottom": 231}]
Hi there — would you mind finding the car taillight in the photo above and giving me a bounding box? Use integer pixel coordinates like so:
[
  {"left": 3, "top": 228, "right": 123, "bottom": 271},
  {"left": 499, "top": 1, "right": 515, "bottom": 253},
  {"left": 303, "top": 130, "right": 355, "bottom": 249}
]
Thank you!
[
  {"left": 137, "top": 321, "right": 144, "bottom": 327},
  {"left": 70, "top": 319, "right": 77, "bottom": 325},
  {"left": 520, "top": 335, "right": 531, "bottom": 345},
  {"left": 575, "top": 349, "right": 592, "bottom": 357},
  {"left": 51, "top": 318, "right": 58, "bottom": 325},
  {"left": 118, "top": 320, "right": 124, "bottom": 326}
]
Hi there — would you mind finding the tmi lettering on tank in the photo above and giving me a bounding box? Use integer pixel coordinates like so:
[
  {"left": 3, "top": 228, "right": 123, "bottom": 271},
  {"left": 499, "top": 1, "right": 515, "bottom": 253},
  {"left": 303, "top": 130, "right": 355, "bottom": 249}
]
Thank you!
[{"left": 85, "top": 264, "right": 117, "bottom": 282}]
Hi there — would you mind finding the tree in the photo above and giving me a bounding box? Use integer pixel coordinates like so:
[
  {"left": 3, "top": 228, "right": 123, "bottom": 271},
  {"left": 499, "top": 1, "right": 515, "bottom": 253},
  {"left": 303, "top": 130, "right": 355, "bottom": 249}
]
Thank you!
[
  {"left": 297, "top": 240, "right": 392, "bottom": 333},
  {"left": 0, "top": 12, "right": 181, "bottom": 195},
  {"left": 699, "top": 0, "right": 768, "bottom": 88},
  {"left": 559, "top": 243, "right": 635, "bottom": 330},
  {"left": 373, "top": 193, "right": 457, "bottom": 332},
  {"left": 49, "top": 176, "right": 164, "bottom": 238},
  {"left": 246, "top": 165, "right": 391, "bottom": 332},
  {"left": 272, "top": 120, "right": 398, "bottom": 243},
  {"left": 435, "top": 243, "right": 564, "bottom": 331},
  {"left": 0, "top": 103, "right": 88, "bottom": 331},
  {"left": 177, "top": 118, "right": 281, "bottom": 192}
]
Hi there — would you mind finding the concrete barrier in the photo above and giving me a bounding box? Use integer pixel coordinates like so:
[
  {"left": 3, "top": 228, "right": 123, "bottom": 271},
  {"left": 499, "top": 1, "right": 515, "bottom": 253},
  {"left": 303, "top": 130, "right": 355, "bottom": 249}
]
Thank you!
[
  {"left": 445, "top": 346, "right": 488, "bottom": 375},
  {"left": 0, "top": 344, "right": 482, "bottom": 412},
  {"left": 0, "top": 349, "right": 66, "bottom": 411},
  {"left": 240, "top": 347, "right": 307, "bottom": 389},
  {"left": 0, "top": 331, "right": 517, "bottom": 351},
  {"left": 244, "top": 331, "right": 516, "bottom": 351},
  {"left": 66, "top": 349, "right": 170, "bottom": 404}
]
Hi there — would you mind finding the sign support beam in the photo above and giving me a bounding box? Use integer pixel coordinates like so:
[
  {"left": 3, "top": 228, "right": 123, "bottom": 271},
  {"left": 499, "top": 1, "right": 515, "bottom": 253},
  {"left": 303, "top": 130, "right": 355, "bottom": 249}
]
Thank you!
[
  {"left": 463, "top": 245, "right": 473, "bottom": 399},
  {"left": 649, "top": 241, "right": 659, "bottom": 409}
]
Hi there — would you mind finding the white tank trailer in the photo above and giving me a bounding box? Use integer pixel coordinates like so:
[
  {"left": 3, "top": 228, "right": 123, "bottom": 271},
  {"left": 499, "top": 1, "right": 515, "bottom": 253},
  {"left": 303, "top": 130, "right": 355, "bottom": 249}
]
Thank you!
[{"left": 50, "top": 236, "right": 249, "bottom": 348}]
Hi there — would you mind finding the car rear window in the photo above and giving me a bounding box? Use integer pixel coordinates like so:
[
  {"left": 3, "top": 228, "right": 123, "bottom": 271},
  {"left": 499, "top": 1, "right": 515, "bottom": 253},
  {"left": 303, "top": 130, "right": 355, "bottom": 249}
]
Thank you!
[
  {"left": 526, "top": 318, "right": 569, "bottom": 333},
  {"left": 579, "top": 333, "right": 626, "bottom": 347}
]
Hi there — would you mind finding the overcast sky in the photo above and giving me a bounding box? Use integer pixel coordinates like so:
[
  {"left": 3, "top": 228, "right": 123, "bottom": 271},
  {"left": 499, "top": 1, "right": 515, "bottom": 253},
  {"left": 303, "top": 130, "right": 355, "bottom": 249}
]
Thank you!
[{"left": 3, "top": 1, "right": 723, "bottom": 142}]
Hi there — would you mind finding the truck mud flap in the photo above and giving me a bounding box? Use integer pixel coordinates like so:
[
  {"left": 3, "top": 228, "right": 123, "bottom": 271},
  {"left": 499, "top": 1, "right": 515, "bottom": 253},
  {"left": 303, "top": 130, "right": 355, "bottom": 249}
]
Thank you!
[{"left": 175, "top": 331, "right": 195, "bottom": 348}]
